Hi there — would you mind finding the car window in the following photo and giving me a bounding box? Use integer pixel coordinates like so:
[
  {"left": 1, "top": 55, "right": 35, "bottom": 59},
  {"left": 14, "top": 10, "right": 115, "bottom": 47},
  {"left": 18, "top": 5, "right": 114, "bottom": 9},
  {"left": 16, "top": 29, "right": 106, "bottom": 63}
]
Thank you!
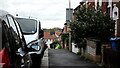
[
  {"left": 14, "top": 19, "right": 22, "bottom": 38},
  {"left": 16, "top": 18, "right": 37, "bottom": 34},
  {"left": 1, "top": 20, "right": 11, "bottom": 51},
  {"left": 0, "top": 19, "right": 2, "bottom": 51},
  {"left": 3, "top": 16, "right": 9, "bottom": 26},
  {"left": 7, "top": 15, "right": 21, "bottom": 51},
  {"left": 7, "top": 15, "right": 18, "bottom": 35}
]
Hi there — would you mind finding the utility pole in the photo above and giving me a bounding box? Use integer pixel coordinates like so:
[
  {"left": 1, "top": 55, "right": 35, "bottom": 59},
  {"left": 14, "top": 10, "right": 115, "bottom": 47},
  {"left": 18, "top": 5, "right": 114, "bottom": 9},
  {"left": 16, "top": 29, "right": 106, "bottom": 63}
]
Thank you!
[
  {"left": 68, "top": 0, "right": 72, "bottom": 52},
  {"left": 66, "top": 0, "right": 73, "bottom": 51}
]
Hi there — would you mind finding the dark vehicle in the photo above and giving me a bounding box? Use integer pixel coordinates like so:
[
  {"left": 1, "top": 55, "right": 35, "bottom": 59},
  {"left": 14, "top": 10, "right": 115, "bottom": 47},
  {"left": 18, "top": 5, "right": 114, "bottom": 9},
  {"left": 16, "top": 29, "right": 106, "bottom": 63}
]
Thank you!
[
  {"left": 16, "top": 18, "right": 47, "bottom": 67},
  {"left": 0, "top": 10, "right": 32, "bottom": 68}
]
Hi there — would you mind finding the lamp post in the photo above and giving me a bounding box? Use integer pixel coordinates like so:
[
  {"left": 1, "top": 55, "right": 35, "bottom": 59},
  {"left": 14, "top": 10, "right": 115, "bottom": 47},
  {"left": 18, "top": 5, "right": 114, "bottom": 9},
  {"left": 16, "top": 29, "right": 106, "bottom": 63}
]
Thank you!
[
  {"left": 67, "top": 0, "right": 72, "bottom": 52},
  {"left": 68, "top": 22, "right": 72, "bottom": 52}
]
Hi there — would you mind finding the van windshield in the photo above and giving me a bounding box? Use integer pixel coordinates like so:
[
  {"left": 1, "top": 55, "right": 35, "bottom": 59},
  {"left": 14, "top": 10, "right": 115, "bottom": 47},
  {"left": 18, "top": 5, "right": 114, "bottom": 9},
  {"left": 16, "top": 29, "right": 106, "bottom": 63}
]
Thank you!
[{"left": 16, "top": 18, "right": 37, "bottom": 34}]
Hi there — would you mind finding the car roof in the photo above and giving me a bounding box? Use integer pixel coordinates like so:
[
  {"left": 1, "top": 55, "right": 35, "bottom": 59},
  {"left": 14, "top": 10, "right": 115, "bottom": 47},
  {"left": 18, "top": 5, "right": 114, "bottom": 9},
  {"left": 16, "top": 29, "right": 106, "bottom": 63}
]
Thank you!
[
  {"left": 16, "top": 17, "right": 40, "bottom": 22},
  {"left": 16, "top": 17, "right": 41, "bottom": 25},
  {"left": 0, "top": 10, "right": 9, "bottom": 17},
  {"left": 16, "top": 17, "right": 36, "bottom": 21}
]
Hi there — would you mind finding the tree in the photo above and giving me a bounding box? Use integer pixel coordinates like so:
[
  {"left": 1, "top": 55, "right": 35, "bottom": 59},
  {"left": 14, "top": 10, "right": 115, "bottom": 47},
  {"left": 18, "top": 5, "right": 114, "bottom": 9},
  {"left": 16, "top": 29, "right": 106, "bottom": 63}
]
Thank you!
[
  {"left": 70, "top": 6, "right": 114, "bottom": 49},
  {"left": 61, "top": 33, "right": 69, "bottom": 48}
]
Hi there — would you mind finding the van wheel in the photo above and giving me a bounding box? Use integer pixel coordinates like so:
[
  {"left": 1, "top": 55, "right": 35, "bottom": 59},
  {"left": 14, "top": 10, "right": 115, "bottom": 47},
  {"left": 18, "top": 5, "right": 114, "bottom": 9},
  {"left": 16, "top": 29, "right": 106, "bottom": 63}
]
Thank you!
[{"left": 21, "top": 54, "right": 32, "bottom": 68}]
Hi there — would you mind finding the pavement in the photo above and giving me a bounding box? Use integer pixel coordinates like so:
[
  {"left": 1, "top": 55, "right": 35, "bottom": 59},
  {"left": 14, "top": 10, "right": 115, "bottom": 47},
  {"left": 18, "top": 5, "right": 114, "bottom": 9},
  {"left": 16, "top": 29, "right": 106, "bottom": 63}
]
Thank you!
[
  {"left": 49, "top": 49, "right": 101, "bottom": 68},
  {"left": 40, "top": 48, "right": 49, "bottom": 68},
  {"left": 40, "top": 48, "right": 102, "bottom": 68}
]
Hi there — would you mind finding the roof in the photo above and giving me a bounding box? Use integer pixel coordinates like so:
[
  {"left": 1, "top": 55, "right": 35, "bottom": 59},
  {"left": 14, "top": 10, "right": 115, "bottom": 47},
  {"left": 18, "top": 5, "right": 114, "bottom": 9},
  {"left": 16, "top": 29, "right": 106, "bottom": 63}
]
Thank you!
[
  {"left": 16, "top": 17, "right": 37, "bottom": 21},
  {"left": 0, "top": 10, "right": 9, "bottom": 17},
  {"left": 44, "top": 32, "right": 50, "bottom": 39},
  {"left": 44, "top": 31, "right": 61, "bottom": 40},
  {"left": 44, "top": 32, "right": 56, "bottom": 40},
  {"left": 15, "top": 16, "right": 40, "bottom": 21},
  {"left": 55, "top": 31, "right": 61, "bottom": 36}
]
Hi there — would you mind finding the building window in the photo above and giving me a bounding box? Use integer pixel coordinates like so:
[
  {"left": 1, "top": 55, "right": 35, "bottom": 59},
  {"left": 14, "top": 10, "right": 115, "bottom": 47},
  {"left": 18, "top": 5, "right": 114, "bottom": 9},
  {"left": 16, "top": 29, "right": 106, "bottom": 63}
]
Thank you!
[
  {"left": 99, "top": 0, "right": 102, "bottom": 7},
  {"left": 95, "top": 0, "right": 97, "bottom": 10}
]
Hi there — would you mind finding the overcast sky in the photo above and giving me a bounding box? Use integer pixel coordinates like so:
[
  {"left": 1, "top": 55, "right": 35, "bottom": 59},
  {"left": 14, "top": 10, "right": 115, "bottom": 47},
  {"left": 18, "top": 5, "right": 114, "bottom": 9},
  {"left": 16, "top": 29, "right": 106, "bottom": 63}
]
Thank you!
[{"left": 0, "top": 0, "right": 81, "bottom": 29}]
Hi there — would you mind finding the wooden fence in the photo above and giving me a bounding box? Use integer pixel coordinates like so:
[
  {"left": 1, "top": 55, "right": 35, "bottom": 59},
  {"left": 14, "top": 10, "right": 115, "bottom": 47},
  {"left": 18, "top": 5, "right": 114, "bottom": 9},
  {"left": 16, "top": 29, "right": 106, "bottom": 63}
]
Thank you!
[{"left": 103, "top": 48, "right": 120, "bottom": 68}]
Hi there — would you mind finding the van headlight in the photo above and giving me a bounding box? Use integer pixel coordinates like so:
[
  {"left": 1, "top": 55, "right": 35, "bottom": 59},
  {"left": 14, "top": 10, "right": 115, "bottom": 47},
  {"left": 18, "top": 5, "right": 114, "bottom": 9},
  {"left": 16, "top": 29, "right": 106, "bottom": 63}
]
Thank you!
[{"left": 27, "top": 39, "right": 41, "bottom": 51}]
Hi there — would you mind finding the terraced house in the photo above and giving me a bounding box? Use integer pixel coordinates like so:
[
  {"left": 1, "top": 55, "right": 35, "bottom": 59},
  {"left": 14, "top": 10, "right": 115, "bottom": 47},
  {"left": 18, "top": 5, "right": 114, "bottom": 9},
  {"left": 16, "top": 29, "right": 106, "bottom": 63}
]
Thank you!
[
  {"left": 74, "top": 0, "right": 120, "bottom": 37},
  {"left": 72, "top": 0, "right": 120, "bottom": 68}
]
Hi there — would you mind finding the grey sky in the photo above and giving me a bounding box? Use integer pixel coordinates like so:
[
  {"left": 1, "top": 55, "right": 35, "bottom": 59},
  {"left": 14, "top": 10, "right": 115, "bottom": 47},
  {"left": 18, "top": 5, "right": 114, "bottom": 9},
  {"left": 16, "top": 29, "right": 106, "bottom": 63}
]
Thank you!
[{"left": 0, "top": 0, "right": 81, "bottom": 29}]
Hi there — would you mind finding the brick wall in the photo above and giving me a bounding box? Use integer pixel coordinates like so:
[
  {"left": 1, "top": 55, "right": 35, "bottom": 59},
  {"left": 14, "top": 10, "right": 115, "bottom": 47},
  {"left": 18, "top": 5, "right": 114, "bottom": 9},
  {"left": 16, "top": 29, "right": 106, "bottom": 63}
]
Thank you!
[
  {"left": 85, "top": 39, "right": 101, "bottom": 63},
  {"left": 102, "top": 2, "right": 108, "bottom": 13}
]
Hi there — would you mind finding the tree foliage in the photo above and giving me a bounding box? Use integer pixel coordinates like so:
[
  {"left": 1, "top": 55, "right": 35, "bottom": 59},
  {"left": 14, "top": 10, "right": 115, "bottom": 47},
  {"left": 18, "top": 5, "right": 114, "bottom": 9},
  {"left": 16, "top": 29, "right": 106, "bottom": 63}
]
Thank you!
[
  {"left": 70, "top": 6, "right": 115, "bottom": 48},
  {"left": 61, "top": 33, "right": 69, "bottom": 42}
]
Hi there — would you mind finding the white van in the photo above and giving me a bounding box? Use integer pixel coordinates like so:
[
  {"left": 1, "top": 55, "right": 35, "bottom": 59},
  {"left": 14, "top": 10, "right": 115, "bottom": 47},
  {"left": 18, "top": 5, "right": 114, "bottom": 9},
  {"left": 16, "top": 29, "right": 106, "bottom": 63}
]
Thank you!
[
  {"left": 16, "top": 18, "right": 41, "bottom": 44},
  {"left": 16, "top": 18, "right": 46, "bottom": 67}
]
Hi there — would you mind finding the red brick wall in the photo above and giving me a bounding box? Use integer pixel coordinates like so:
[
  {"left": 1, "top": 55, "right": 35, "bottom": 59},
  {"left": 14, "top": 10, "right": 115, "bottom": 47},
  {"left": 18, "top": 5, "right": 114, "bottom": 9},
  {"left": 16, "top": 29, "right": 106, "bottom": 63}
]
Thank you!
[
  {"left": 102, "top": 2, "right": 107, "bottom": 13},
  {"left": 87, "top": 0, "right": 95, "bottom": 8}
]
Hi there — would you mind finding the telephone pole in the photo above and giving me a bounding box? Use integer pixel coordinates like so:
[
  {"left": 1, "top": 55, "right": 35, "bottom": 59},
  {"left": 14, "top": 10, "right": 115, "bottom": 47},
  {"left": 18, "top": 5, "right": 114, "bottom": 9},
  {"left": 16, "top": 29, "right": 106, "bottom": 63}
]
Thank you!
[{"left": 68, "top": 0, "right": 72, "bottom": 52}]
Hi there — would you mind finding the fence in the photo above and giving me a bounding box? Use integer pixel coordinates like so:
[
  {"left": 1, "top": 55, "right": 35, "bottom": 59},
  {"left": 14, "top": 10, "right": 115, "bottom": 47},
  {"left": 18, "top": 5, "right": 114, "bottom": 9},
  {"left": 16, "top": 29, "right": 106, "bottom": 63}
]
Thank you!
[{"left": 103, "top": 48, "right": 120, "bottom": 68}]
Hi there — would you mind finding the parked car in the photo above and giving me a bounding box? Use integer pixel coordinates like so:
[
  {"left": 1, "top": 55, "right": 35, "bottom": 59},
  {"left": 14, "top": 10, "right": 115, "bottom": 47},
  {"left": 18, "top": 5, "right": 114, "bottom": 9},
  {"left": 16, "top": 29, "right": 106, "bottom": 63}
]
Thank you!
[
  {"left": 16, "top": 18, "right": 47, "bottom": 67},
  {"left": 0, "top": 10, "right": 32, "bottom": 68}
]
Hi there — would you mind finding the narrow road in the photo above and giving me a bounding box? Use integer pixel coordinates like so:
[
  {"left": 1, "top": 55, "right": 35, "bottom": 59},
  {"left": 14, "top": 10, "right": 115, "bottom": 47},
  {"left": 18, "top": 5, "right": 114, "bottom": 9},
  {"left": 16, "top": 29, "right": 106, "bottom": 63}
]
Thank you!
[{"left": 49, "top": 49, "right": 101, "bottom": 68}]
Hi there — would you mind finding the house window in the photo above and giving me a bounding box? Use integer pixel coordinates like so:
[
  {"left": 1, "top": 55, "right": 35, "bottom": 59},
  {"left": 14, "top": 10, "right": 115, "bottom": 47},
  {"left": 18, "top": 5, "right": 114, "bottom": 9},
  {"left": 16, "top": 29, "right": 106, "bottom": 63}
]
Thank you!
[
  {"left": 95, "top": 0, "right": 97, "bottom": 10},
  {"left": 99, "top": 0, "right": 102, "bottom": 7},
  {"left": 108, "top": 0, "right": 112, "bottom": 7}
]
